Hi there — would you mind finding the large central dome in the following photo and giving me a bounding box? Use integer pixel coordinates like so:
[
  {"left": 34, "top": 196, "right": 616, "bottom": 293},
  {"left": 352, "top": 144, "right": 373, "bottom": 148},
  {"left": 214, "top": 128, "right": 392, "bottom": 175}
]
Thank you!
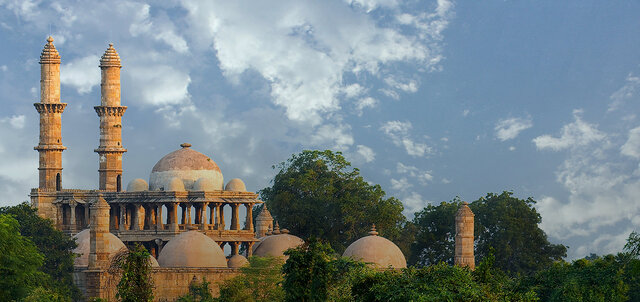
[{"left": 149, "top": 143, "right": 224, "bottom": 191}]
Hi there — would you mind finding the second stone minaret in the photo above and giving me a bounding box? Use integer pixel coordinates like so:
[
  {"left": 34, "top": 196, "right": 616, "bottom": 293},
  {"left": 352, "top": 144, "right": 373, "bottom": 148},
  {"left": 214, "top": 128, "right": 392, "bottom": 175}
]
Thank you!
[
  {"left": 35, "top": 36, "right": 66, "bottom": 191},
  {"left": 455, "top": 201, "right": 475, "bottom": 270},
  {"left": 95, "top": 43, "right": 127, "bottom": 191}
]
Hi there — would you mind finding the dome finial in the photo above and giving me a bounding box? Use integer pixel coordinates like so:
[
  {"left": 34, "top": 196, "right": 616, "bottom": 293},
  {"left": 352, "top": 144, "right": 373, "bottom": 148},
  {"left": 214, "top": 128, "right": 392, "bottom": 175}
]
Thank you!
[
  {"left": 368, "top": 224, "right": 378, "bottom": 236},
  {"left": 47, "top": 36, "right": 54, "bottom": 43},
  {"left": 109, "top": 43, "right": 114, "bottom": 48},
  {"left": 180, "top": 143, "right": 191, "bottom": 148},
  {"left": 273, "top": 221, "right": 281, "bottom": 234}
]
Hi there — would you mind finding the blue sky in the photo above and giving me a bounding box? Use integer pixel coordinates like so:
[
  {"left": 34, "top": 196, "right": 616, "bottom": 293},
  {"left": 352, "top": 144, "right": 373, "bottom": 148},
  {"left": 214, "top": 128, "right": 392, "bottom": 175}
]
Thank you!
[{"left": 0, "top": 0, "right": 639, "bottom": 259}]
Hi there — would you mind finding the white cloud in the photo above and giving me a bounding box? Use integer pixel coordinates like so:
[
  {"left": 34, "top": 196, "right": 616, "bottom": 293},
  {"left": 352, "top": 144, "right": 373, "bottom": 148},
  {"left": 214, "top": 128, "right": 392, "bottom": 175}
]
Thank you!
[
  {"left": 355, "top": 97, "right": 378, "bottom": 115},
  {"left": 384, "top": 76, "right": 418, "bottom": 93},
  {"left": 0, "top": 65, "right": 7, "bottom": 71},
  {"left": 182, "top": 0, "right": 453, "bottom": 124},
  {"left": 1, "top": 115, "right": 26, "bottom": 129},
  {"left": 533, "top": 110, "right": 606, "bottom": 151},
  {"left": 495, "top": 116, "right": 532, "bottom": 141},
  {"left": 401, "top": 191, "right": 429, "bottom": 216},
  {"left": 356, "top": 145, "right": 375, "bottom": 162},
  {"left": 462, "top": 109, "right": 470, "bottom": 117},
  {"left": 391, "top": 177, "right": 411, "bottom": 191},
  {"left": 60, "top": 55, "right": 101, "bottom": 94},
  {"left": 127, "top": 65, "right": 191, "bottom": 106},
  {"left": 621, "top": 126, "right": 640, "bottom": 159},
  {"left": 380, "top": 120, "right": 432, "bottom": 157},
  {"left": 397, "top": 162, "right": 433, "bottom": 185},
  {"left": 310, "top": 123, "right": 354, "bottom": 151},
  {"left": 509, "top": 146, "right": 516, "bottom": 151},
  {"left": 608, "top": 73, "right": 640, "bottom": 112}
]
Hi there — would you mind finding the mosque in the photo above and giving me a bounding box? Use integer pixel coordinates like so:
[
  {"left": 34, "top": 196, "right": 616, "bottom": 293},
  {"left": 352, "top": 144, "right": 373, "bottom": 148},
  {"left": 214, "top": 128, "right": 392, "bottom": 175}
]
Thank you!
[{"left": 29, "top": 37, "right": 475, "bottom": 301}]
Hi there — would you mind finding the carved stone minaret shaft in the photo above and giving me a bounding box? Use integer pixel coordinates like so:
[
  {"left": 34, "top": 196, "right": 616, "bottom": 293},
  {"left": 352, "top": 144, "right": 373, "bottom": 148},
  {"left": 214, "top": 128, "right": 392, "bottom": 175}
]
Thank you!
[
  {"left": 89, "top": 194, "right": 111, "bottom": 269},
  {"left": 455, "top": 201, "right": 475, "bottom": 270},
  {"left": 34, "top": 36, "right": 66, "bottom": 191},
  {"left": 94, "top": 43, "right": 127, "bottom": 191}
]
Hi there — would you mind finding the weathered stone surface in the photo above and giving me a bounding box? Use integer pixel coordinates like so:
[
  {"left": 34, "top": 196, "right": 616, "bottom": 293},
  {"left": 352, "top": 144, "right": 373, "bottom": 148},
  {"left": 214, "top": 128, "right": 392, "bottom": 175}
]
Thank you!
[
  {"left": 455, "top": 202, "right": 475, "bottom": 270},
  {"left": 342, "top": 225, "right": 407, "bottom": 269}
]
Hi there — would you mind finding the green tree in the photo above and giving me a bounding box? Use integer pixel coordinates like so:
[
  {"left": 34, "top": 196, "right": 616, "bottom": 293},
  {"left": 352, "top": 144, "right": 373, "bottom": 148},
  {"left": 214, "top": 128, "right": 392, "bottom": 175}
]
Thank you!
[
  {"left": 260, "top": 150, "right": 406, "bottom": 253},
  {"left": 410, "top": 192, "right": 566, "bottom": 275},
  {"left": 0, "top": 202, "right": 79, "bottom": 299},
  {"left": 216, "top": 256, "right": 285, "bottom": 302},
  {"left": 115, "top": 243, "right": 154, "bottom": 302},
  {"left": 177, "top": 278, "right": 214, "bottom": 302},
  {"left": 0, "top": 214, "right": 45, "bottom": 300}
]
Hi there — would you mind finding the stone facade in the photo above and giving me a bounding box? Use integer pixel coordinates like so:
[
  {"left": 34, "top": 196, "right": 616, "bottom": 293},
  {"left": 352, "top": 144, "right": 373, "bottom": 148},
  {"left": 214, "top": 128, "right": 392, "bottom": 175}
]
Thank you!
[{"left": 454, "top": 202, "right": 475, "bottom": 270}]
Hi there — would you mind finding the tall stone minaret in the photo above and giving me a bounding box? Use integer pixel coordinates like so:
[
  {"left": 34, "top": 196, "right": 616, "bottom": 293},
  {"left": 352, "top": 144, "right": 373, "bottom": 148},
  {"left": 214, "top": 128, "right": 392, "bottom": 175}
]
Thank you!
[
  {"left": 455, "top": 201, "right": 475, "bottom": 270},
  {"left": 34, "top": 36, "right": 66, "bottom": 191},
  {"left": 94, "top": 43, "right": 126, "bottom": 191}
]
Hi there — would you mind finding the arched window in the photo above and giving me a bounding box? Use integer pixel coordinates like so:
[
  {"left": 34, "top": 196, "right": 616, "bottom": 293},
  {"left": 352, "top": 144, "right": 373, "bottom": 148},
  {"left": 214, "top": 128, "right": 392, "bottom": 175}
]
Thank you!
[
  {"left": 116, "top": 175, "right": 122, "bottom": 192},
  {"left": 56, "top": 173, "right": 61, "bottom": 191}
]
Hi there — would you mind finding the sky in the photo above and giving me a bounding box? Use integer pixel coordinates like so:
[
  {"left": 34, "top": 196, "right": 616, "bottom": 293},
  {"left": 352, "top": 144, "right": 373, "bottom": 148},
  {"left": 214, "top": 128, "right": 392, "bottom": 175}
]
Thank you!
[{"left": 0, "top": 0, "right": 639, "bottom": 259}]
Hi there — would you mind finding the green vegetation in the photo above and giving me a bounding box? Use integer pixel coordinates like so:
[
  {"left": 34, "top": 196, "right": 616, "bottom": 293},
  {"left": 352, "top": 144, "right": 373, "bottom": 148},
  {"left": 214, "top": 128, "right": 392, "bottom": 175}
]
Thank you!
[
  {"left": 215, "top": 256, "right": 285, "bottom": 302},
  {"left": 0, "top": 202, "right": 78, "bottom": 301},
  {"left": 260, "top": 150, "right": 406, "bottom": 254},
  {"left": 410, "top": 192, "right": 566, "bottom": 274},
  {"left": 115, "top": 243, "right": 154, "bottom": 302}
]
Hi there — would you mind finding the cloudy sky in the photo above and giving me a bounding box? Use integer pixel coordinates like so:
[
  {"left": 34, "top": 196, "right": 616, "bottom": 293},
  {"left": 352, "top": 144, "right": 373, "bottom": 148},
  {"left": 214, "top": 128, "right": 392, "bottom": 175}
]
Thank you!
[{"left": 1, "top": 0, "right": 639, "bottom": 259}]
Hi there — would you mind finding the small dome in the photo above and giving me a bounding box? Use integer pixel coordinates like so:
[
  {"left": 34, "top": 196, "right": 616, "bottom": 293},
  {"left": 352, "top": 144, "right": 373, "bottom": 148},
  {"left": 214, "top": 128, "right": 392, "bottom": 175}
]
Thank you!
[
  {"left": 150, "top": 144, "right": 223, "bottom": 191},
  {"left": 342, "top": 225, "right": 406, "bottom": 269},
  {"left": 165, "top": 177, "right": 185, "bottom": 191},
  {"left": 127, "top": 178, "right": 148, "bottom": 192},
  {"left": 193, "top": 177, "right": 216, "bottom": 191},
  {"left": 72, "top": 229, "right": 127, "bottom": 267},
  {"left": 227, "top": 255, "right": 249, "bottom": 268},
  {"left": 158, "top": 231, "right": 227, "bottom": 267},
  {"left": 253, "top": 233, "right": 304, "bottom": 258},
  {"left": 225, "top": 178, "right": 246, "bottom": 192},
  {"left": 150, "top": 255, "right": 160, "bottom": 267}
]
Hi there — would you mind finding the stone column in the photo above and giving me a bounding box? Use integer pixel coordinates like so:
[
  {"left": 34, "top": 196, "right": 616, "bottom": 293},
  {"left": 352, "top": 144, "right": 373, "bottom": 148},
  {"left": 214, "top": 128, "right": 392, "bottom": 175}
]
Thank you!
[
  {"left": 84, "top": 204, "right": 90, "bottom": 228},
  {"left": 195, "top": 204, "right": 202, "bottom": 224},
  {"left": 245, "top": 203, "right": 254, "bottom": 231},
  {"left": 132, "top": 204, "right": 140, "bottom": 231},
  {"left": 247, "top": 242, "right": 254, "bottom": 257},
  {"left": 231, "top": 204, "right": 240, "bottom": 230},
  {"left": 156, "top": 204, "right": 163, "bottom": 230},
  {"left": 89, "top": 194, "right": 111, "bottom": 269},
  {"left": 181, "top": 203, "right": 187, "bottom": 226},
  {"left": 214, "top": 204, "right": 221, "bottom": 229},
  {"left": 200, "top": 202, "right": 209, "bottom": 230},
  {"left": 231, "top": 242, "right": 239, "bottom": 255},
  {"left": 70, "top": 204, "right": 77, "bottom": 232},
  {"left": 119, "top": 204, "right": 126, "bottom": 232},
  {"left": 186, "top": 203, "right": 192, "bottom": 227},
  {"left": 455, "top": 202, "right": 475, "bottom": 270},
  {"left": 170, "top": 203, "right": 179, "bottom": 232},
  {"left": 56, "top": 203, "right": 63, "bottom": 229},
  {"left": 219, "top": 204, "right": 226, "bottom": 230}
]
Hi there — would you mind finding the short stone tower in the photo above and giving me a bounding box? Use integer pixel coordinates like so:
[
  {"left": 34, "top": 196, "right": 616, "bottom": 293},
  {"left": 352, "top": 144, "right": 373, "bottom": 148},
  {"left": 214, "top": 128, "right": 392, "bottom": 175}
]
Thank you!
[
  {"left": 89, "top": 194, "right": 111, "bottom": 269},
  {"left": 95, "top": 43, "right": 127, "bottom": 191},
  {"left": 455, "top": 201, "right": 475, "bottom": 270},
  {"left": 34, "top": 36, "right": 66, "bottom": 191},
  {"left": 255, "top": 205, "right": 274, "bottom": 237}
]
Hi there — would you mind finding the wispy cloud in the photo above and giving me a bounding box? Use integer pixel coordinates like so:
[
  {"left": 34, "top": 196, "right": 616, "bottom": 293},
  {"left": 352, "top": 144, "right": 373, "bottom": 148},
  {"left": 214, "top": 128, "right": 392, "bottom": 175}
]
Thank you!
[
  {"left": 380, "top": 121, "right": 432, "bottom": 157},
  {"left": 533, "top": 110, "right": 606, "bottom": 151},
  {"left": 495, "top": 116, "right": 532, "bottom": 141}
]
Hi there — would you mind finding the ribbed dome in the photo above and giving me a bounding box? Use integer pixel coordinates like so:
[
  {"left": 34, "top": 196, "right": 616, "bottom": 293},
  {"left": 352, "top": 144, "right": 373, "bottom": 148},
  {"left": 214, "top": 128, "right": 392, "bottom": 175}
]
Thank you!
[
  {"left": 127, "top": 178, "right": 148, "bottom": 192},
  {"left": 40, "top": 36, "right": 60, "bottom": 64},
  {"left": 149, "top": 143, "right": 223, "bottom": 191},
  {"left": 225, "top": 178, "right": 246, "bottom": 192},
  {"left": 157, "top": 231, "right": 227, "bottom": 267},
  {"left": 342, "top": 225, "right": 406, "bottom": 269},
  {"left": 253, "top": 231, "right": 304, "bottom": 258},
  {"left": 227, "top": 255, "right": 249, "bottom": 268},
  {"left": 100, "top": 43, "right": 121, "bottom": 68},
  {"left": 72, "top": 229, "right": 127, "bottom": 267}
]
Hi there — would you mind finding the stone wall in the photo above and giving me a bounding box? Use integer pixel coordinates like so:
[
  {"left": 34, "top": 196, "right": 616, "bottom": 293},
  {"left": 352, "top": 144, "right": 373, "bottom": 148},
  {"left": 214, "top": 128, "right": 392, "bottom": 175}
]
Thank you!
[{"left": 75, "top": 267, "right": 239, "bottom": 301}]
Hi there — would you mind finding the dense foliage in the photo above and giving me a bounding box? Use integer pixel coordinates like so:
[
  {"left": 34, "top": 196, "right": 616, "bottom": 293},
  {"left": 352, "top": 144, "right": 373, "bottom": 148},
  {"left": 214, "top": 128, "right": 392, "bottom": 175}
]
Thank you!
[
  {"left": 411, "top": 192, "right": 567, "bottom": 275},
  {"left": 259, "top": 150, "right": 406, "bottom": 253},
  {"left": 0, "top": 202, "right": 79, "bottom": 300},
  {"left": 115, "top": 244, "right": 154, "bottom": 302},
  {"left": 0, "top": 214, "right": 45, "bottom": 300},
  {"left": 215, "top": 256, "right": 285, "bottom": 302},
  {"left": 176, "top": 278, "right": 215, "bottom": 302}
]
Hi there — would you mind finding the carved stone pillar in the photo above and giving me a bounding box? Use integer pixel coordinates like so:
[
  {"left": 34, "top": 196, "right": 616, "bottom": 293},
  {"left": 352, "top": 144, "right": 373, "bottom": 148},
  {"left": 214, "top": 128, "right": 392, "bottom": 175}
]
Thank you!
[
  {"left": 231, "top": 242, "right": 239, "bottom": 255},
  {"left": 201, "top": 202, "right": 209, "bottom": 230},
  {"left": 119, "top": 204, "right": 126, "bottom": 231},
  {"left": 186, "top": 203, "right": 192, "bottom": 227},
  {"left": 247, "top": 242, "right": 254, "bottom": 257},
  {"left": 231, "top": 203, "right": 240, "bottom": 230},
  {"left": 132, "top": 204, "right": 140, "bottom": 231},
  {"left": 84, "top": 204, "right": 90, "bottom": 228},
  {"left": 219, "top": 204, "right": 226, "bottom": 230},
  {"left": 70, "top": 203, "right": 77, "bottom": 232},
  {"left": 170, "top": 203, "right": 179, "bottom": 232},
  {"left": 156, "top": 204, "right": 163, "bottom": 230},
  {"left": 245, "top": 204, "right": 254, "bottom": 231},
  {"left": 56, "top": 203, "right": 63, "bottom": 229},
  {"left": 214, "top": 204, "right": 221, "bottom": 229}
]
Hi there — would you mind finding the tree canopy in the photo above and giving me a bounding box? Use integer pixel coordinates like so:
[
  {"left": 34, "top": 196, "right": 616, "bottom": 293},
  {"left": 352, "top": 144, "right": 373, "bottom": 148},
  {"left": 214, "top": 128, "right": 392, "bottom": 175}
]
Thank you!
[
  {"left": 0, "top": 202, "right": 79, "bottom": 299},
  {"left": 260, "top": 150, "right": 406, "bottom": 253},
  {"left": 410, "top": 192, "right": 567, "bottom": 275}
]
